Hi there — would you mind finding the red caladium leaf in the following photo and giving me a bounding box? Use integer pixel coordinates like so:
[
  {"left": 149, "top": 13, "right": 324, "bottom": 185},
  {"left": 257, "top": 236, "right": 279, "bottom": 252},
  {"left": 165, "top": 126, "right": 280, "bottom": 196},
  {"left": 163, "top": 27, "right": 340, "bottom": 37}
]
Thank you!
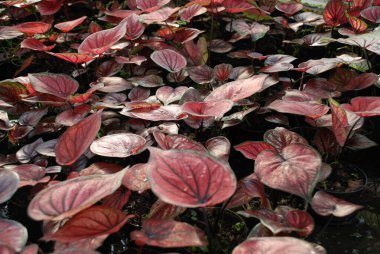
[
  {"left": 80, "top": 162, "right": 123, "bottom": 176},
  {"left": 181, "top": 100, "right": 233, "bottom": 118},
  {"left": 184, "top": 38, "right": 208, "bottom": 65},
  {"left": 150, "top": 49, "right": 187, "bottom": 73},
  {"left": 96, "top": 60, "right": 123, "bottom": 77},
  {"left": 115, "top": 55, "right": 147, "bottom": 65},
  {"left": 36, "top": 139, "right": 58, "bottom": 157},
  {"left": 48, "top": 53, "right": 94, "bottom": 64},
  {"left": 54, "top": 16, "right": 87, "bottom": 33},
  {"left": 342, "top": 96, "right": 380, "bottom": 116},
  {"left": 28, "top": 73, "right": 79, "bottom": 99},
  {"left": 360, "top": 6, "right": 380, "bottom": 23},
  {"left": 156, "top": 86, "right": 188, "bottom": 105},
  {"left": 231, "top": 20, "right": 270, "bottom": 41},
  {"left": 267, "top": 100, "right": 329, "bottom": 119},
  {"left": 153, "top": 131, "right": 206, "bottom": 152},
  {"left": 214, "top": 63, "right": 233, "bottom": 82},
  {"left": 78, "top": 21, "right": 127, "bottom": 56},
  {"left": 0, "top": 169, "right": 19, "bottom": 204},
  {"left": 329, "top": 98, "right": 350, "bottom": 146},
  {"left": 188, "top": 65, "right": 215, "bottom": 84},
  {"left": 13, "top": 22, "right": 51, "bottom": 35},
  {"left": 345, "top": 133, "right": 378, "bottom": 150},
  {"left": 234, "top": 141, "right": 276, "bottom": 160},
  {"left": 136, "top": 0, "right": 170, "bottom": 12},
  {"left": 344, "top": 72, "right": 378, "bottom": 91},
  {"left": 173, "top": 28, "right": 204, "bottom": 44},
  {"left": 129, "top": 75, "right": 164, "bottom": 88},
  {"left": 147, "top": 148, "right": 236, "bottom": 207},
  {"left": 264, "top": 127, "right": 308, "bottom": 151},
  {"left": 122, "top": 163, "right": 150, "bottom": 192},
  {"left": 311, "top": 191, "right": 363, "bottom": 217},
  {"left": 12, "top": 164, "right": 49, "bottom": 188},
  {"left": 123, "top": 105, "right": 187, "bottom": 121},
  {"left": 44, "top": 205, "right": 133, "bottom": 242},
  {"left": 102, "top": 186, "right": 131, "bottom": 210},
  {"left": 131, "top": 219, "right": 207, "bottom": 247},
  {"left": 55, "top": 104, "right": 91, "bottom": 126},
  {"left": 205, "top": 74, "right": 267, "bottom": 102},
  {"left": 19, "top": 108, "right": 48, "bottom": 127},
  {"left": 0, "top": 26, "right": 23, "bottom": 40},
  {"left": 208, "top": 39, "right": 234, "bottom": 53},
  {"left": 303, "top": 78, "right": 340, "bottom": 99},
  {"left": 96, "top": 77, "right": 133, "bottom": 92},
  {"left": 179, "top": 4, "right": 207, "bottom": 22},
  {"left": 27, "top": 168, "right": 127, "bottom": 221},
  {"left": 148, "top": 199, "right": 187, "bottom": 220},
  {"left": 37, "top": 0, "right": 63, "bottom": 15},
  {"left": 55, "top": 111, "right": 102, "bottom": 165},
  {"left": 140, "top": 7, "right": 180, "bottom": 24},
  {"left": 222, "top": 0, "right": 254, "bottom": 13},
  {"left": 348, "top": 15, "right": 368, "bottom": 32},
  {"left": 323, "top": 0, "right": 348, "bottom": 26},
  {"left": 90, "top": 133, "right": 146, "bottom": 157},
  {"left": 240, "top": 206, "right": 314, "bottom": 236},
  {"left": 20, "top": 38, "right": 55, "bottom": 51},
  {"left": 124, "top": 13, "right": 145, "bottom": 40},
  {"left": 19, "top": 244, "right": 38, "bottom": 254},
  {"left": 16, "top": 138, "right": 43, "bottom": 163},
  {"left": 275, "top": 2, "right": 303, "bottom": 16},
  {"left": 255, "top": 143, "right": 322, "bottom": 200},
  {"left": 0, "top": 81, "right": 27, "bottom": 107},
  {"left": 128, "top": 87, "right": 150, "bottom": 101},
  {"left": 0, "top": 219, "right": 27, "bottom": 252},
  {"left": 232, "top": 237, "right": 325, "bottom": 254},
  {"left": 205, "top": 136, "right": 230, "bottom": 162},
  {"left": 52, "top": 248, "right": 100, "bottom": 254}
]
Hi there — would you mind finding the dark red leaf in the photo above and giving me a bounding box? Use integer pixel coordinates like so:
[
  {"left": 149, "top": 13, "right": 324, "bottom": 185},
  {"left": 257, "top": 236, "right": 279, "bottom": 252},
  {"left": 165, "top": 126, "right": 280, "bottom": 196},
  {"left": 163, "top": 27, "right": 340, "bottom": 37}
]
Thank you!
[
  {"left": 48, "top": 53, "right": 94, "bottom": 64},
  {"left": 150, "top": 49, "right": 187, "bottom": 73},
  {"left": 330, "top": 98, "right": 350, "bottom": 146},
  {"left": 181, "top": 100, "right": 233, "bottom": 118},
  {"left": 147, "top": 148, "right": 236, "bottom": 207},
  {"left": 323, "top": 0, "right": 348, "bottom": 26},
  {"left": 37, "top": 0, "right": 63, "bottom": 15},
  {"left": 122, "top": 163, "right": 150, "bottom": 192},
  {"left": 54, "top": 16, "right": 87, "bottom": 33},
  {"left": 13, "top": 22, "right": 51, "bottom": 35},
  {"left": 153, "top": 131, "right": 206, "bottom": 152},
  {"left": 12, "top": 164, "right": 48, "bottom": 188},
  {"left": 102, "top": 186, "right": 131, "bottom": 210},
  {"left": 267, "top": 100, "right": 329, "bottom": 119},
  {"left": 188, "top": 65, "right": 215, "bottom": 84},
  {"left": 28, "top": 73, "right": 79, "bottom": 99},
  {"left": 55, "top": 111, "right": 102, "bottom": 165},
  {"left": 360, "top": 6, "right": 380, "bottom": 23}
]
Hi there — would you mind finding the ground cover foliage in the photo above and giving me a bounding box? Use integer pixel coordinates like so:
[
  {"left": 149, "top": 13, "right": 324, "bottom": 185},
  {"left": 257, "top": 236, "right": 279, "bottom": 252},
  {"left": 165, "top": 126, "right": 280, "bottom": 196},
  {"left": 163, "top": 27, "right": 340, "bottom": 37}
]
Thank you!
[{"left": 0, "top": 0, "right": 380, "bottom": 253}]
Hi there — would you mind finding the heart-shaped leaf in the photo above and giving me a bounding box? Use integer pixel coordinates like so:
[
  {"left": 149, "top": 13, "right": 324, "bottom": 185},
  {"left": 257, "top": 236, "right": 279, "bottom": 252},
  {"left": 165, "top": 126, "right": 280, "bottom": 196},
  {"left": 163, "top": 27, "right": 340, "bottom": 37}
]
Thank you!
[
  {"left": 323, "top": 0, "right": 347, "bottom": 26},
  {"left": 27, "top": 168, "right": 126, "bottom": 221},
  {"left": 267, "top": 100, "right": 329, "bottom": 119},
  {"left": 43, "top": 205, "right": 133, "bottom": 242},
  {"left": 264, "top": 127, "right": 308, "bottom": 151},
  {"left": 56, "top": 104, "right": 91, "bottom": 126},
  {"left": 311, "top": 191, "right": 363, "bottom": 217},
  {"left": 12, "top": 164, "right": 49, "bottom": 188},
  {"left": 255, "top": 143, "right": 322, "bottom": 200},
  {"left": 179, "top": 4, "right": 207, "bottom": 22},
  {"left": 156, "top": 86, "right": 188, "bottom": 105},
  {"left": 122, "top": 163, "right": 151, "bottom": 192},
  {"left": 181, "top": 100, "right": 233, "bottom": 118},
  {"left": 343, "top": 97, "right": 380, "bottom": 116},
  {"left": 55, "top": 111, "right": 102, "bottom": 165},
  {"left": 150, "top": 49, "right": 187, "bottom": 73},
  {"left": 147, "top": 148, "right": 236, "bottom": 207},
  {"left": 54, "top": 16, "right": 87, "bottom": 33},
  {"left": 148, "top": 199, "right": 186, "bottom": 220},
  {"left": 48, "top": 53, "right": 94, "bottom": 64},
  {"left": 124, "top": 13, "right": 145, "bottom": 40},
  {"left": 234, "top": 141, "right": 276, "bottom": 160},
  {"left": 20, "top": 38, "right": 55, "bottom": 51},
  {"left": 0, "top": 219, "right": 27, "bottom": 252},
  {"left": 28, "top": 73, "right": 79, "bottom": 99},
  {"left": 360, "top": 6, "right": 380, "bottom": 23},
  {"left": 153, "top": 131, "right": 206, "bottom": 152},
  {"left": 0, "top": 169, "right": 19, "bottom": 204},
  {"left": 131, "top": 219, "right": 207, "bottom": 247},
  {"left": 90, "top": 133, "right": 146, "bottom": 158},
  {"left": 205, "top": 136, "right": 230, "bottom": 162}
]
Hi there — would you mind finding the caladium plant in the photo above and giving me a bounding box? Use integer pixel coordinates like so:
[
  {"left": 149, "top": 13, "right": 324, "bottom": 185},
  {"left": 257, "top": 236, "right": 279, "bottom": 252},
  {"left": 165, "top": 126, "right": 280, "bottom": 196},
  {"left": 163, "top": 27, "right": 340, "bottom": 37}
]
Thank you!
[{"left": 0, "top": 0, "right": 379, "bottom": 253}]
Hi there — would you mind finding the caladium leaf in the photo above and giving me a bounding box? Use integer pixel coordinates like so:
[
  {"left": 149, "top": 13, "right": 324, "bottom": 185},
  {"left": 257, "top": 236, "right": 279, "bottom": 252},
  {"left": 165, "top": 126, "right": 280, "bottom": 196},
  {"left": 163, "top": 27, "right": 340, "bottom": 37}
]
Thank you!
[
  {"left": 223, "top": 0, "right": 254, "bottom": 13},
  {"left": 96, "top": 60, "right": 123, "bottom": 77},
  {"left": 150, "top": 49, "right": 187, "bottom": 73},
  {"left": 123, "top": 105, "right": 187, "bottom": 121},
  {"left": 181, "top": 100, "right": 233, "bottom": 118},
  {"left": 147, "top": 148, "right": 236, "bottom": 207},
  {"left": 136, "top": 0, "right": 170, "bottom": 12},
  {"left": 276, "top": 2, "right": 303, "bottom": 16},
  {"left": 129, "top": 75, "right": 164, "bottom": 88},
  {"left": 12, "top": 164, "right": 49, "bottom": 188},
  {"left": 342, "top": 96, "right": 380, "bottom": 116},
  {"left": 179, "top": 4, "right": 207, "bottom": 22},
  {"left": 156, "top": 86, "right": 188, "bottom": 105},
  {"left": 264, "top": 127, "right": 308, "bottom": 151},
  {"left": 360, "top": 6, "right": 380, "bottom": 23},
  {"left": 205, "top": 74, "right": 267, "bottom": 102},
  {"left": 102, "top": 186, "right": 131, "bottom": 210},
  {"left": 128, "top": 87, "right": 150, "bottom": 101},
  {"left": 51, "top": 249, "right": 100, "bottom": 254},
  {"left": 344, "top": 73, "right": 378, "bottom": 91},
  {"left": 19, "top": 108, "right": 48, "bottom": 127},
  {"left": 0, "top": 169, "right": 19, "bottom": 204},
  {"left": 214, "top": 63, "right": 233, "bottom": 82},
  {"left": 348, "top": 16, "right": 368, "bottom": 33},
  {"left": 37, "top": 0, "right": 63, "bottom": 15},
  {"left": 231, "top": 20, "right": 270, "bottom": 41},
  {"left": 28, "top": 73, "right": 79, "bottom": 99},
  {"left": 255, "top": 143, "right": 322, "bottom": 200},
  {"left": 148, "top": 199, "right": 186, "bottom": 220},
  {"left": 346, "top": 133, "right": 378, "bottom": 150},
  {"left": 311, "top": 191, "right": 363, "bottom": 217},
  {"left": 205, "top": 136, "right": 230, "bottom": 162},
  {"left": 96, "top": 77, "right": 133, "bottom": 92},
  {"left": 188, "top": 65, "right": 215, "bottom": 84},
  {"left": 153, "top": 131, "right": 206, "bottom": 152},
  {"left": 267, "top": 100, "right": 329, "bottom": 119},
  {"left": 36, "top": 139, "right": 58, "bottom": 157},
  {"left": 43, "top": 206, "right": 133, "bottom": 242},
  {"left": 303, "top": 79, "right": 340, "bottom": 99},
  {"left": 329, "top": 98, "right": 350, "bottom": 146},
  {"left": 234, "top": 141, "right": 275, "bottom": 160},
  {"left": 56, "top": 104, "right": 91, "bottom": 126},
  {"left": 131, "top": 219, "right": 207, "bottom": 247},
  {"left": 13, "top": 22, "right": 51, "bottom": 35},
  {"left": 48, "top": 53, "right": 94, "bottom": 64},
  {"left": 0, "top": 219, "right": 27, "bottom": 252},
  {"left": 122, "top": 163, "right": 150, "bottom": 192},
  {"left": 27, "top": 168, "right": 127, "bottom": 221},
  {"left": 208, "top": 39, "right": 234, "bottom": 53},
  {"left": 20, "top": 38, "right": 55, "bottom": 51},
  {"left": 90, "top": 133, "right": 146, "bottom": 158},
  {"left": 232, "top": 237, "right": 325, "bottom": 254},
  {"left": 323, "top": 0, "right": 347, "bottom": 26},
  {"left": 124, "top": 13, "right": 145, "bottom": 40},
  {"left": 55, "top": 111, "right": 102, "bottom": 165},
  {"left": 16, "top": 138, "right": 43, "bottom": 163},
  {"left": 54, "top": 16, "right": 87, "bottom": 33},
  {"left": 78, "top": 21, "right": 127, "bottom": 56}
]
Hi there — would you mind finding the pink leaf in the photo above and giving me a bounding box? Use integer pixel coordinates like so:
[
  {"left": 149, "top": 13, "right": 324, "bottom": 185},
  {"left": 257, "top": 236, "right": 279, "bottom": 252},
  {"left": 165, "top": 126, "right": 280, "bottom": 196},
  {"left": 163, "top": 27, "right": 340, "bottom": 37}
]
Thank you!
[
  {"left": 179, "top": 4, "right": 207, "bottom": 22},
  {"left": 234, "top": 141, "right": 275, "bottom": 160},
  {"left": 264, "top": 127, "right": 308, "bottom": 151},
  {"left": 13, "top": 22, "right": 51, "bottom": 35},
  {"left": 148, "top": 199, "right": 186, "bottom": 220},
  {"left": 43, "top": 206, "right": 133, "bottom": 242},
  {"left": 55, "top": 111, "right": 102, "bottom": 165},
  {"left": 330, "top": 98, "right": 350, "bottom": 146},
  {"left": 56, "top": 104, "right": 91, "bottom": 126},
  {"left": 90, "top": 133, "right": 146, "bottom": 157},
  {"left": 0, "top": 219, "right": 27, "bottom": 252},
  {"left": 27, "top": 168, "right": 126, "bottom": 221},
  {"left": 205, "top": 74, "right": 267, "bottom": 102},
  {"left": 188, "top": 65, "right": 215, "bottom": 84},
  {"left": 48, "top": 53, "right": 94, "bottom": 64},
  {"left": 360, "top": 6, "right": 380, "bottom": 23},
  {"left": 96, "top": 77, "right": 133, "bottom": 92},
  {"left": 122, "top": 163, "right": 151, "bottom": 192},
  {"left": 12, "top": 164, "right": 48, "bottom": 188},
  {"left": 267, "top": 100, "right": 329, "bottom": 119},
  {"left": 124, "top": 13, "right": 145, "bottom": 40},
  {"left": 0, "top": 169, "right": 19, "bottom": 204},
  {"left": 20, "top": 38, "right": 55, "bottom": 51},
  {"left": 345, "top": 72, "right": 378, "bottom": 91},
  {"left": 28, "top": 73, "right": 79, "bottom": 99},
  {"left": 54, "top": 16, "right": 87, "bottom": 33},
  {"left": 128, "top": 87, "right": 150, "bottom": 101},
  {"left": 37, "top": 0, "right": 63, "bottom": 15},
  {"left": 181, "top": 100, "right": 233, "bottom": 118},
  {"left": 131, "top": 219, "right": 207, "bottom": 247},
  {"left": 255, "top": 143, "right": 322, "bottom": 200},
  {"left": 16, "top": 138, "right": 43, "bottom": 163},
  {"left": 205, "top": 136, "right": 230, "bottom": 162},
  {"left": 156, "top": 86, "right": 188, "bottom": 105},
  {"left": 343, "top": 96, "right": 380, "bottom": 116},
  {"left": 18, "top": 108, "right": 48, "bottom": 127},
  {"left": 123, "top": 105, "right": 187, "bottom": 121},
  {"left": 214, "top": 63, "right": 233, "bottom": 81},
  {"left": 136, "top": 0, "right": 170, "bottom": 12},
  {"left": 311, "top": 191, "right": 363, "bottom": 217},
  {"left": 147, "top": 148, "right": 236, "bottom": 207},
  {"left": 153, "top": 131, "right": 206, "bottom": 152},
  {"left": 151, "top": 49, "right": 187, "bottom": 73}
]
